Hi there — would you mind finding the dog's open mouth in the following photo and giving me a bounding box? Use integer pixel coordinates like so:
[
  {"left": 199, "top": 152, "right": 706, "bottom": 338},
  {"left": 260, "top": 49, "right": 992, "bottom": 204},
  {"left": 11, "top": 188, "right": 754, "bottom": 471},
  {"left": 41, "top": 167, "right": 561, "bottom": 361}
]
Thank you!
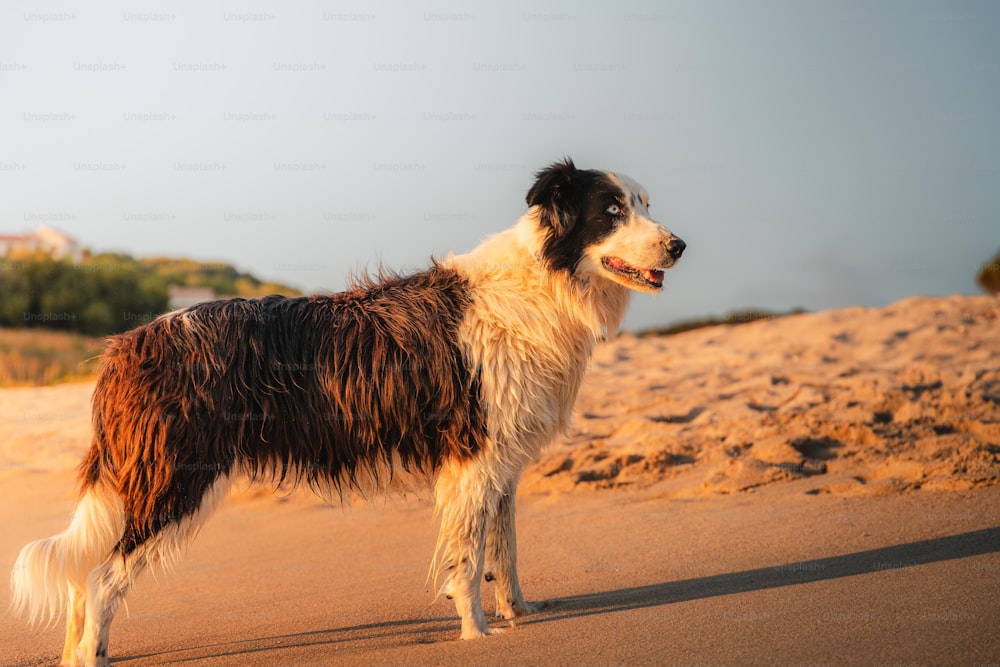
[{"left": 601, "top": 256, "right": 665, "bottom": 289}]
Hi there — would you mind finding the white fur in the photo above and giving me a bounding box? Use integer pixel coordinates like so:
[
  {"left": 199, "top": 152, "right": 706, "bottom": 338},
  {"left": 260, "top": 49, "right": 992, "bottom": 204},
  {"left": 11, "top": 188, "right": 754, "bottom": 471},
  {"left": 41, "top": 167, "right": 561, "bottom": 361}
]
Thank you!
[
  {"left": 447, "top": 214, "right": 630, "bottom": 461},
  {"left": 431, "top": 194, "right": 655, "bottom": 636}
]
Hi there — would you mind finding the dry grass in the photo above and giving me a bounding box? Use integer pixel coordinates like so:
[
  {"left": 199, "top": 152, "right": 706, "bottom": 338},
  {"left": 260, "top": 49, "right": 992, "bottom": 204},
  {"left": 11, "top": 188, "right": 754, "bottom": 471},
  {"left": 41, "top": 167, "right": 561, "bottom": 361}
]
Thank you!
[{"left": 0, "top": 328, "right": 103, "bottom": 387}]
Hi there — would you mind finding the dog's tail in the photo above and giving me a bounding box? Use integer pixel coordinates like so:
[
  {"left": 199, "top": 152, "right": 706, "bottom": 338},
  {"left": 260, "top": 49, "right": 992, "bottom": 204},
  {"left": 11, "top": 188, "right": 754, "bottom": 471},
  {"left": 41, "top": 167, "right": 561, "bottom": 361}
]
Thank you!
[{"left": 10, "top": 483, "right": 126, "bottom": 627}]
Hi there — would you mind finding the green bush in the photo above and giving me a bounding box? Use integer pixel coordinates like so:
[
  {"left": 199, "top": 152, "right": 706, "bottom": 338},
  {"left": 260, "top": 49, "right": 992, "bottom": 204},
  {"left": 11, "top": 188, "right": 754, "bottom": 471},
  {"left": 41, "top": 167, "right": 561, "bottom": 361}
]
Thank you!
[
  {"left": 978, "top": 249, "right": 1000, "bottom": 294},
  {"left": 0, "top": 255, "right": 166, "bottom": 335},
  {"left": 0, "top": 252, "right": 300, "bottom": 336}
]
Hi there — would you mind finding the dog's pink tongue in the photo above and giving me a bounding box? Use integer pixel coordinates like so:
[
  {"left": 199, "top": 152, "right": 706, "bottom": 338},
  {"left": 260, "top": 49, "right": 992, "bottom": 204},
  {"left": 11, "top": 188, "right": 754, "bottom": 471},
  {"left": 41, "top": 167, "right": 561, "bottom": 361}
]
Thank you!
[{"left": 645, "top": 268, "right": 664, "bottom": 283}]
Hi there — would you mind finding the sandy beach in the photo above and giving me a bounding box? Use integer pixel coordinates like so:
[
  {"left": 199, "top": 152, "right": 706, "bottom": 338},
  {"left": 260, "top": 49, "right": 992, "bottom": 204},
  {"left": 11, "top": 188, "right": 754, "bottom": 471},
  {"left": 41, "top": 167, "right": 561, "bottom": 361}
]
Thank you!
[{"left": 3, "top": 294, "right": 999, "bottom": 665}]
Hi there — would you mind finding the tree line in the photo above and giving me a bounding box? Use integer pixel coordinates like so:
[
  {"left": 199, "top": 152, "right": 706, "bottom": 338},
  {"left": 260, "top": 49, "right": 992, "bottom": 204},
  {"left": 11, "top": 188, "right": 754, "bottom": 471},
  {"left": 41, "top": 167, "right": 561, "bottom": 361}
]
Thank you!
[
  {"left": 978, "top": 248, "right": 1000, "bottom": 295},
  {"left": 0, "top": 253, "right": 301, "bottom": 336}
]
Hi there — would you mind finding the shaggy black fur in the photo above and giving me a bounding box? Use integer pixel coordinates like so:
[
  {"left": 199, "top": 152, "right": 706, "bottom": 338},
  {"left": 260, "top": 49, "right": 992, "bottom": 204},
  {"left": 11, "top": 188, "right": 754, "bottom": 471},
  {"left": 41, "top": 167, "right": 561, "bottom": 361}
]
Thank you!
[{"left": 80, "top": 265, "right": 485, "bottom": 555}]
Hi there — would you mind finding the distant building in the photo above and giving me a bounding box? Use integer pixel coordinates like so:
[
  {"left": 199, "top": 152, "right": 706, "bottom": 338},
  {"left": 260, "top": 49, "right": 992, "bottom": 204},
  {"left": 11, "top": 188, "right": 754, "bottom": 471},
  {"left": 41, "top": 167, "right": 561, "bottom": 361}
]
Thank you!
[
  {"left": 167, "top": 286, "right": 217, "bottom": 310},
  {"left": 0, "top": 225, "right": 84, "bottom": 263}
]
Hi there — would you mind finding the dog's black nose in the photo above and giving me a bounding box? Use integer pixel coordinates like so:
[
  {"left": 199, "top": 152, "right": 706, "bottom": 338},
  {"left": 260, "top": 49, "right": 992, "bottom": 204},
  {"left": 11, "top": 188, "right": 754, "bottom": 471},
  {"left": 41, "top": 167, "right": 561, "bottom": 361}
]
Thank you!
[{"left": 667, "top": 237, "right": 686, "bottom": 260}]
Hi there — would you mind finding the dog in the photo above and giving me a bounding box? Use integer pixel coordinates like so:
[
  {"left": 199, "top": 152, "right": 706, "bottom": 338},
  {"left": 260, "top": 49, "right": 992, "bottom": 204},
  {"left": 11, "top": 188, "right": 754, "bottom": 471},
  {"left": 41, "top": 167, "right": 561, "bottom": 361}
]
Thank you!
[{"left": 11, "top": 158, "right": 685, "bottom": 666}]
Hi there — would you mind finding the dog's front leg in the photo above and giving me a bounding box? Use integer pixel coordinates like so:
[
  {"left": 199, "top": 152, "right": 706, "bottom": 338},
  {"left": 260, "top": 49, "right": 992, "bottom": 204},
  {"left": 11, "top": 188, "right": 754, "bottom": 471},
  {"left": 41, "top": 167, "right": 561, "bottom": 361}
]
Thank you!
[
  {"left": 433, "top": 461, "right": 500, "bottom": 639},
  {"left": 485, "top": 478, "right": 543, "bottom": 619}
]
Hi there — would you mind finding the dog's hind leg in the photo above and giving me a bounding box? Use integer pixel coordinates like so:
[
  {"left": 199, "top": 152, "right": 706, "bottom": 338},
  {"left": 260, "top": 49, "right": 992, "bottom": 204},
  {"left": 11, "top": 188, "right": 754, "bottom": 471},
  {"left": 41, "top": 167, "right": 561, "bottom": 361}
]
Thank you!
[
  {"left": 79, "top": 536, "right": 166, "bottom": 667},
  {"left": 78, "top": 475, "right": 231, "bottom": 665},
  {"left": 80, "top": 552, "right": 132, "bottom": 667},
  {"left": 485, "top": 477, "right": 543, "bottom": 620},
  {"left": 433, "top": 460, "right": 502, "bottom": 639}
]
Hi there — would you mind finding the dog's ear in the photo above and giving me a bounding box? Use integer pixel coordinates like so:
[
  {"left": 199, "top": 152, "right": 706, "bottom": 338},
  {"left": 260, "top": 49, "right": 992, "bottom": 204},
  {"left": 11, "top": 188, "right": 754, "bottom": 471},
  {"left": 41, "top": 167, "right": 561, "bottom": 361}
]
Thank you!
[{"left": 526, "top": 158, "right": 580, "bottom": 237}]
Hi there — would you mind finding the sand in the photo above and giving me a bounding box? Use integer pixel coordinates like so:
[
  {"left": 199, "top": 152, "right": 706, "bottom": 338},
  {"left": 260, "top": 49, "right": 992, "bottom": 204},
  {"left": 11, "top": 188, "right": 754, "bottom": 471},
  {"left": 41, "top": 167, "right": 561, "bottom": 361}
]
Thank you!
[
  {"left": 2, "top": 294, "right": 999, "bottom": 665},
  {"left": 526, "top": 294, "right": 1000, "bottom": 497}
]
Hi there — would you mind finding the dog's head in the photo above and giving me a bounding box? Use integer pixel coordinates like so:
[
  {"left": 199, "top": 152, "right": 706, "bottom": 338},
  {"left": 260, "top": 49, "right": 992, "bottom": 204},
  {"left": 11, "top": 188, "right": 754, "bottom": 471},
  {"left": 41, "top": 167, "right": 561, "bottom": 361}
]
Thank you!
[{"left": 526, "top": 158, "right": 685, "bottom": 293}]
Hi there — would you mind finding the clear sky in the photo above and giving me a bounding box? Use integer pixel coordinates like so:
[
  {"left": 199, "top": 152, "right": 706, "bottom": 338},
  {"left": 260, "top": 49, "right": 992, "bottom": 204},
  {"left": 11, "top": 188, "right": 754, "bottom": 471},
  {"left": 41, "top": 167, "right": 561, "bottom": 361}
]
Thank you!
[{"left": 2, "top": 0, "right": 998, "bottom": 330}]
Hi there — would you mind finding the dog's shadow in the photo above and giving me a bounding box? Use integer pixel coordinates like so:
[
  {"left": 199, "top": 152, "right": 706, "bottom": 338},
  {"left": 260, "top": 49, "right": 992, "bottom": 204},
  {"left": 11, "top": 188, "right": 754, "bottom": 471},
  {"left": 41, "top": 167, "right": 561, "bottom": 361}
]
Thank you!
[
  {"left": 535, "top": 526, "right": 1000, "bottom": 624},
  {"left": 118, "top": 527, "right": 999, "bottom": 663},
  {"left": 116, "top": 616, "right": 460, "bottom": 664}
]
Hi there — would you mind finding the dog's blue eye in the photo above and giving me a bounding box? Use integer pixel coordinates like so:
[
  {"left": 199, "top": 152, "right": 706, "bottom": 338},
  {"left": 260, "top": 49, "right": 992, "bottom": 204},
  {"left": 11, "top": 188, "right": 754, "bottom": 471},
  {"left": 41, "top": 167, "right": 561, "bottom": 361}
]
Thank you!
[{"left": 606, "top": 204, "right": 620, "bottom": 215}]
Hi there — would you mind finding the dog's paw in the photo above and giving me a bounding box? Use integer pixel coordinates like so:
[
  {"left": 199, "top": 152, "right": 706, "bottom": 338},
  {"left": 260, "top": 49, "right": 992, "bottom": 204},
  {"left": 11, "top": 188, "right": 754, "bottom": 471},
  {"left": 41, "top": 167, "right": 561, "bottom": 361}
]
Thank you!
[
  {"left": 496, "top": 598, "right": 545, "bottom": 620},
  {"left": 460, "top": 625, "right": 494, "bottom": 640}
]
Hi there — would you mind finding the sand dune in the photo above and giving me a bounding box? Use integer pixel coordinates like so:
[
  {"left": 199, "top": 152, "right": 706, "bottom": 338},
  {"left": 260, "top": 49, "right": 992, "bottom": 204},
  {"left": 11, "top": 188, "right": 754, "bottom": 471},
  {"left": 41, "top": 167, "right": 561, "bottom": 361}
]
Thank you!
[
  {"left": 525, "top": 294, "right": 1000, "bottom": 498},
  {"left": 2, "top": 294, "right": 999, "bottom": 665}
]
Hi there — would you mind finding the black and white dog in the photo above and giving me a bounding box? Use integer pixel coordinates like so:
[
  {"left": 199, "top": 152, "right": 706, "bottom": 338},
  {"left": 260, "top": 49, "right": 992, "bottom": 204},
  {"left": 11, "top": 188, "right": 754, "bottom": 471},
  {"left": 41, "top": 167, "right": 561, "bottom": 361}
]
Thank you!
[{"left": 11, "top": 158, "right": 685, "bottom": 666}]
